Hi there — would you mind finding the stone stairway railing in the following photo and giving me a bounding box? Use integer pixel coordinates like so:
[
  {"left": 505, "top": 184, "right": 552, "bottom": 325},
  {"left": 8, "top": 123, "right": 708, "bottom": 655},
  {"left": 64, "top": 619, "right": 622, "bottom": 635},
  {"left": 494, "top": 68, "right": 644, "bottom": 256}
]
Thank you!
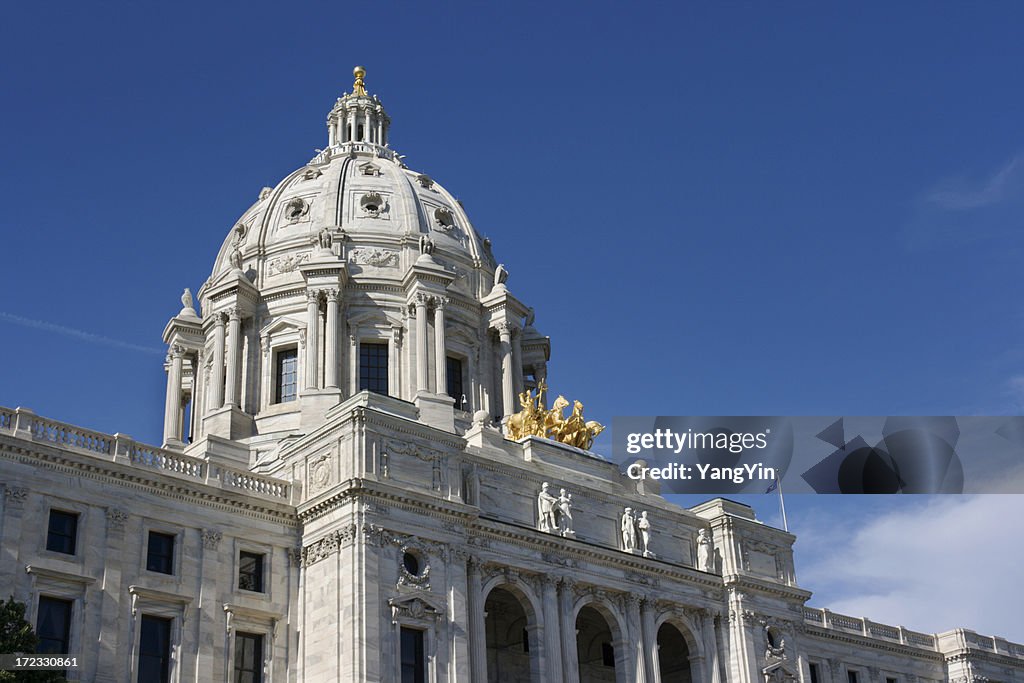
[{"left": 0, "top": 406, "right": 290, "bottom": 502}]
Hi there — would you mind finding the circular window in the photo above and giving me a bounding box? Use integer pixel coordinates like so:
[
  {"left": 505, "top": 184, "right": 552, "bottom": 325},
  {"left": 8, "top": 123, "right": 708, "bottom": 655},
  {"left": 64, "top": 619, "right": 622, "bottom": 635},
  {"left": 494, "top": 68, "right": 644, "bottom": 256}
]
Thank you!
[{"left": 403, "top": 551, "right": 421, "bottom": 576}]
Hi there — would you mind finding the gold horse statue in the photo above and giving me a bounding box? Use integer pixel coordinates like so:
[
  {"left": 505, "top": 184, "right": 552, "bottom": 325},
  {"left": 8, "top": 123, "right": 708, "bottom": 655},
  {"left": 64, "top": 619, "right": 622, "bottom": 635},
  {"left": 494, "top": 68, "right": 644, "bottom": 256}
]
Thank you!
[{"left": 506, "top": 381, "right": 605, "bottom": 451}]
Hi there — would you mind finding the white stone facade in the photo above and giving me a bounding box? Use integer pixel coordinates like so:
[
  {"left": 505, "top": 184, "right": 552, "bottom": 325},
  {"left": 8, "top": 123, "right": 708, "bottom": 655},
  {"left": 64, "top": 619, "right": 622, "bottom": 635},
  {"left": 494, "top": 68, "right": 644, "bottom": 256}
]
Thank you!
[{"left": 1, "top": 72, "right": 1022, "bottom": 683}]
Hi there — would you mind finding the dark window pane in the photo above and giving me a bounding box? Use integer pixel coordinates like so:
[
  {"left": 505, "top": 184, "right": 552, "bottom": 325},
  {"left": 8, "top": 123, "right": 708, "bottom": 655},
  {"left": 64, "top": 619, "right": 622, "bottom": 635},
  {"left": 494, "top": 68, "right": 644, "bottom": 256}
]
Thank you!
[
  {"left": 810, "top": 663, "right": 821, "bottom": 683},
  {"left": 238, "top": 552, "right": 265, "bottom": 593},
  {"left": 234, "top": 632, "right": 263, "bottom": 683},
  {"left": 275, "top": 349, "right": 298, "bottom": 403},
  {"left": 36, "top": 597, "right": 72, "bottom": 654},
  {"left": 46, "top": 510, "right": 79, "bottom": 555},
  {"left": 139, "top": 615, "right": 172, "bottom": 683},
  {"left": 400, "top": 627, "right": 425, "bottom": 683},
  {"left": 147, "top": 531, "right": 175, "bottom": 574},
  {"left": 849, "top": 671, "right": 859, "bottom": 683},
  {"left": 359, "top": 343, "right": 389, "bottom": 395},
  {"left": 446, "top": 357, "right": 464, "bottom": 406}
]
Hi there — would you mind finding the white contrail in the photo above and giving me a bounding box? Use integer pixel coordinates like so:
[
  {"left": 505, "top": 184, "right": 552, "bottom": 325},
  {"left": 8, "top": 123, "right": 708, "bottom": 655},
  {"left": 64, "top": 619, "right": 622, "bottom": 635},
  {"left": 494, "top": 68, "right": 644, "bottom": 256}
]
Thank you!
[{"left": 0, "top": 311, "right": 164, "bottom": 355}]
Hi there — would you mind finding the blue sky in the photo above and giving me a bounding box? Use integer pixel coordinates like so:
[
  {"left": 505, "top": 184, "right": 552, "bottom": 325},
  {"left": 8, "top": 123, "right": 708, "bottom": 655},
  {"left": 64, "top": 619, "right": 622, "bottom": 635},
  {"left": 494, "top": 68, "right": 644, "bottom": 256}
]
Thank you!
[{"left": 2, "top": 2, "right": 1023, "bottom": 640}]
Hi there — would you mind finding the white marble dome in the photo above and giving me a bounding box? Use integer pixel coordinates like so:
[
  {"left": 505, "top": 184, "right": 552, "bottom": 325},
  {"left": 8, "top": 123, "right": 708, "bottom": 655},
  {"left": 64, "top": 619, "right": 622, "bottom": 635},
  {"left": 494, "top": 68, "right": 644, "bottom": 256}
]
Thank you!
[{"left": 167, "top": 67, "right": 548, "bottom": 451}]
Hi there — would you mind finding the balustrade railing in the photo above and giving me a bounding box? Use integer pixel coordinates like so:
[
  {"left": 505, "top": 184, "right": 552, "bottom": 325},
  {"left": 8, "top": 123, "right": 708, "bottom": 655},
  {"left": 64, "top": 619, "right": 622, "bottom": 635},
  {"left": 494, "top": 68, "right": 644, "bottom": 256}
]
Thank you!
[{"left": 1, "top": 405, "right": 289, "bottom": 502}]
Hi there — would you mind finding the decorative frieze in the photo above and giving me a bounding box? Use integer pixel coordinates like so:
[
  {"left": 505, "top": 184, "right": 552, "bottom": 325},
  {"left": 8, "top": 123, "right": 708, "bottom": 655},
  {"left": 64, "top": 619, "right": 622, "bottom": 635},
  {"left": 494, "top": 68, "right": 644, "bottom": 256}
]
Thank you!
[
  {"left": 3, "top": 486, "right": 28, "bottom": 509},
  {"left": 350, "top": 247, "right": 399, "bottom": 267}
]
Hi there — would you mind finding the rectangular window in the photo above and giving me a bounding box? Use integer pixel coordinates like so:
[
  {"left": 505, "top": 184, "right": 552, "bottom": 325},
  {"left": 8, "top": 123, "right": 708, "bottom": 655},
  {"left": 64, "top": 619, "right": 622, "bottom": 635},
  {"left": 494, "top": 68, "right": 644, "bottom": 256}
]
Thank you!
[
  {"left": 274, "top": 348, "right": 298, "bottom": 403},
  {"left": 809, "top": 663, "right": 821, "bottom": 683},
  {"left": 359, "top": 342, "right": 389, "bottom": 395},
  {"left": 146, "top": 531, "right": 175, "bottom": 575},
  {"left": 849, "top": 671, "right": 859, "bottom": 683},
  {"left": 138, "top": 615, "right": 172, "bottom": 683},
  {"left": 400, "top": 627, "right": 425, "bottom": 683},
  {"left": 238, "top": 551, "right": 265, "bottom": 593},
  {"left": 234, "top": 632, "right": 264, "bottom": 683},
  {"left": 46, "top": 509, "right": 79, "bottom": 555},
  {"left": 446, "top": 356, "right": 464, "bottom": 406},
  {"left": 36, "top": 597, "right": 72, "bottom": 654},
  {"left": 886, "top": 678, "right": 898, "bottom": 683}
]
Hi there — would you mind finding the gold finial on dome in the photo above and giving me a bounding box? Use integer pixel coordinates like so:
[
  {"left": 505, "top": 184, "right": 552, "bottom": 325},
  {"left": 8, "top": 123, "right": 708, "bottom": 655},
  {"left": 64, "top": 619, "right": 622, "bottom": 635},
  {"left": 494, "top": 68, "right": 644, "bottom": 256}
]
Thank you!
[{"left": 352, "top": 66, "right": 367, "bottom": 97}]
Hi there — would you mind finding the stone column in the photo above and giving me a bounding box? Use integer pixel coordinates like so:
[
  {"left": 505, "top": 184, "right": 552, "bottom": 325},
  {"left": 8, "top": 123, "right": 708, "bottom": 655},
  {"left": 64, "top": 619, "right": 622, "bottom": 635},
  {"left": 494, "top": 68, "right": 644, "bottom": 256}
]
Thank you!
[
  {"left": 434, "top": 298, "right": 447, "bottom": 395},
  {"left": 511, "top": 329, "right": 524, "bottom": 398},
  {"left": 496, "top": 323, "right": 515, "bottom": 417},
  {"left": 466, "top": 557, "right": 488, "bottom": 683},
  {"left": 224, "top": 307, "right": 242, "bottom": 407},
  {"left": 305, "top": 290, "right": 320, "bottom": 390},
  {"left": 324, "top": 289, "right": 340, "bottom": 389},
  {"left": 415, "top": 295, "right": 429, "bottom": 392},
  {"left": 640, "top": 599, "right": 659, "bottom": 683},
  {"left": 162, "top": 345, "right": 184, "bottom": 446},
  {"left": 541, "top": 576, "right": 564, "bottom": 682},
  {"left": 388, "top": 326, "right": 401, "bottom": 398},
  {"left": 625, "top": 594, "right": 647, "bottom": 683},
  {"left": 559, "top": 578, "right": 580, "bottom": 683},
  {"left": 209, "top": 315, "right": 226, "bottom": 411},
  {"left": 349, "top": 333, "right": 359, "bottom": 394},
  {"left": 703, "top": 611, "right": 722, "bottom": 683}
]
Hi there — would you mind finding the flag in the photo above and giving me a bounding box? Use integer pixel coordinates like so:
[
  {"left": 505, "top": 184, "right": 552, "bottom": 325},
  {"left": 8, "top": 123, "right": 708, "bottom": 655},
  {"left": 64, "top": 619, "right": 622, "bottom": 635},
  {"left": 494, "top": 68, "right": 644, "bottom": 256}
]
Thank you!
[{"left": 765, "top": 478, "right": 778, "bottom": 494}]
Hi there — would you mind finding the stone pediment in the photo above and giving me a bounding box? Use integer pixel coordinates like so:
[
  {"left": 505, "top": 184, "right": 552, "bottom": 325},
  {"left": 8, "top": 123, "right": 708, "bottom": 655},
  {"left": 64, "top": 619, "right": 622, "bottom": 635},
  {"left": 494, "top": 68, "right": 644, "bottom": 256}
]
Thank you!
[{"left": 389, "top": 594, "right": 446, "bottom": 624}]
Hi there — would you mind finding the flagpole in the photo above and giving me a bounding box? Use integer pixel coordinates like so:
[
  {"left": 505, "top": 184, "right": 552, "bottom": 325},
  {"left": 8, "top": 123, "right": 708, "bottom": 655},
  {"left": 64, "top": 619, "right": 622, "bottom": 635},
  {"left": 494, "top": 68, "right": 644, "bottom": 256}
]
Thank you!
[{"left": 777, "top": 476, "right": 789, "bottom": 532}]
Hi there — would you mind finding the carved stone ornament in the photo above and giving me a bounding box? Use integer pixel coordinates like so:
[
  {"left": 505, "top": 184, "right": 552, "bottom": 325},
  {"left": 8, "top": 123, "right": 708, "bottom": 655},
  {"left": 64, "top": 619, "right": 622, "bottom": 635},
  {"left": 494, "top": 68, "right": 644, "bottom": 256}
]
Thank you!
[
  {"left": 286, "top": 547, "right": 302, "bottom": 567},
  {"left": 232, "top": 221, "right": 248, "bottom": 245},
  {"left": 309, "top": 454, "right": 332, "bottom": 492},
  {"left": 106, "top": 507, "right": 129, "bottom": 532},
  {"left": 202, "top": 529, "right": 223, "bottom": 550},
  {"left": 359, "top": 192, "right": 386, "bottom": 218},
  {"left": 432, "top": 207, "right": 456, "bottom": 232},
  {"left": 3, "top": 486, "right": 28, "bottom": 508},
  {"left": 697, "top": 527, "right": 715, "bottom": 572},
  {"left": 416, "top": 174, "right": 434, "bottom": 189},
  {"left": 350, "top": 247, "right": 399, "bottom": 267},
  {"left": 301, "top": 166, "right": 323, "bottom": 180},
  {"left": 259, "top": 186, "right": 272, "bottom": 200},
  {"left": 359, "top": 162, "right": 381, "bottom": 177},
  {"left": 389, "top": 596, "right": 443, "bottom": 625},
  {"left": 284, "top": 197, "right": 309, "bottom": 222},
  {"left": 268, "top": 252, "right": 311, "bottom": 274}
]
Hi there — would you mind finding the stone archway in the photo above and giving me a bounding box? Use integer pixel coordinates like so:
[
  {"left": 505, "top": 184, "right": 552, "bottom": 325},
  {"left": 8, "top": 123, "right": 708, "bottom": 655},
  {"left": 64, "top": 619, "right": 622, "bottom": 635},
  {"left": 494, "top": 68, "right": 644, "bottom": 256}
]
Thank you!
[
  {"left": 576, "top": 604, "right": 622, "bottom": 683},
  {"left": 656, "top": 622, "right": 694, "bottom": 683},
  {"left": 484, "top": 586, "right": 538, "bottom": 683}
]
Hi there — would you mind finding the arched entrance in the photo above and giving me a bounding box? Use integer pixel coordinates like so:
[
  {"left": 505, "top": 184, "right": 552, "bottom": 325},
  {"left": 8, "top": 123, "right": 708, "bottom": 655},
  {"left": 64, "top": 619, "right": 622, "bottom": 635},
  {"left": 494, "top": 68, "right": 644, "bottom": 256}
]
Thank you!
[
  {"left": 576, "top": 604, "right": 621, "bottom": 683},
  {"left": 656, "top": 622, "right": 694, "bottom": 683},
  {"left": 484, "top": 586, "right": 537, "bottom": 682}
]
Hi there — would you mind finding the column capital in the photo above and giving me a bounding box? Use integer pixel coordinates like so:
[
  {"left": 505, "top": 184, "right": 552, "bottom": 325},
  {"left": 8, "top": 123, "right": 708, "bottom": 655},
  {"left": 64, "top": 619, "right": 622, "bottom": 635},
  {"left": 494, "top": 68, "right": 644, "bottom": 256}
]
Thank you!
[
  {"left": 414, "top": 292, "right": 432, "bottom": 307},
  {"left": 324, "top": 288, "right": 340, "bottom": 303},
  {"left": 434, "top": 295, "right": 449, "bottom": 310},
  {"left": 306, "top": 288, "right": 321, "bottom": 304}
]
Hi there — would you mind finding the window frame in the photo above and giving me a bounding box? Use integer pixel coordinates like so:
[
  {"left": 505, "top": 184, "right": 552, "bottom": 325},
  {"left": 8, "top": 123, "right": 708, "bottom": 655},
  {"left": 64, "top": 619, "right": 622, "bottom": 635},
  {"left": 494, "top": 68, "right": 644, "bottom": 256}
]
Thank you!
[
  {"left": 45, "top": 508, "right": 80, "bottom": 556},
  {"left": 272, "top": 346, "right": 299, "bottom": 405},
  {"left": 232, "top": 631, "right": 265, "bottom": 683},
  {"left": 127, "top": 586, "right": 191, "bottom": 683},
  {"left": 237, "top": 550, "right": 267, "bottom": 595},
  {"left": 35, "top": 595, "right": 73, "bottom": 655},
  {"left": 146, "top": 530, "right": 177, "bottom": 576},
  {"left": 359, "top": 341, "right": 390, "bottom": 395},
  {"left": 445, "top": 355, "right": 466, "bottom": 408}
]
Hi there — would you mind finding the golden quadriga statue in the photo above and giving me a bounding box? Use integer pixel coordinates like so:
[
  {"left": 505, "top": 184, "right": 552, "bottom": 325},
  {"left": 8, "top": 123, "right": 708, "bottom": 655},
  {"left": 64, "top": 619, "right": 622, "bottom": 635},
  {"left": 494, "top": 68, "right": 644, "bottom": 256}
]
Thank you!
[{"left": 507, "top": 380, "right": 605, "bottom": 451}]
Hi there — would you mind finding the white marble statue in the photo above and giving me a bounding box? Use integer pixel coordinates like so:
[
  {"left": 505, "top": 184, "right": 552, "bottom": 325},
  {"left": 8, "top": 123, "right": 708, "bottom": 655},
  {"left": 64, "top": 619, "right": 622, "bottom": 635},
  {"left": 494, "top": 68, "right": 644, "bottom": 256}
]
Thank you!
[
  {"left": 638, "top": 510, "right": 653, "bottom": 557},
  {"left": 557, "top": 488, "right": 575, "bottom": 537},
  {"left": 537, "top": 482, "right": 558, "bottom": 533},
  {"left": 621, "top": 507, "right": 637, "bottom": 553},
  {"left": 697, "top": 527, "right": 715, "bottom": 572}
]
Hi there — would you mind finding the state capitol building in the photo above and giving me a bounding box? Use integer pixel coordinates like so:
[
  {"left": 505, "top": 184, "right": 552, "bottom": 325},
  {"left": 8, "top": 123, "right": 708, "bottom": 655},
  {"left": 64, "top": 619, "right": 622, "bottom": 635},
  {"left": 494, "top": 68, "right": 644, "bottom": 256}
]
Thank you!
[{"left": 1, "top": 68, "right": 1021, "bottom": 683}]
